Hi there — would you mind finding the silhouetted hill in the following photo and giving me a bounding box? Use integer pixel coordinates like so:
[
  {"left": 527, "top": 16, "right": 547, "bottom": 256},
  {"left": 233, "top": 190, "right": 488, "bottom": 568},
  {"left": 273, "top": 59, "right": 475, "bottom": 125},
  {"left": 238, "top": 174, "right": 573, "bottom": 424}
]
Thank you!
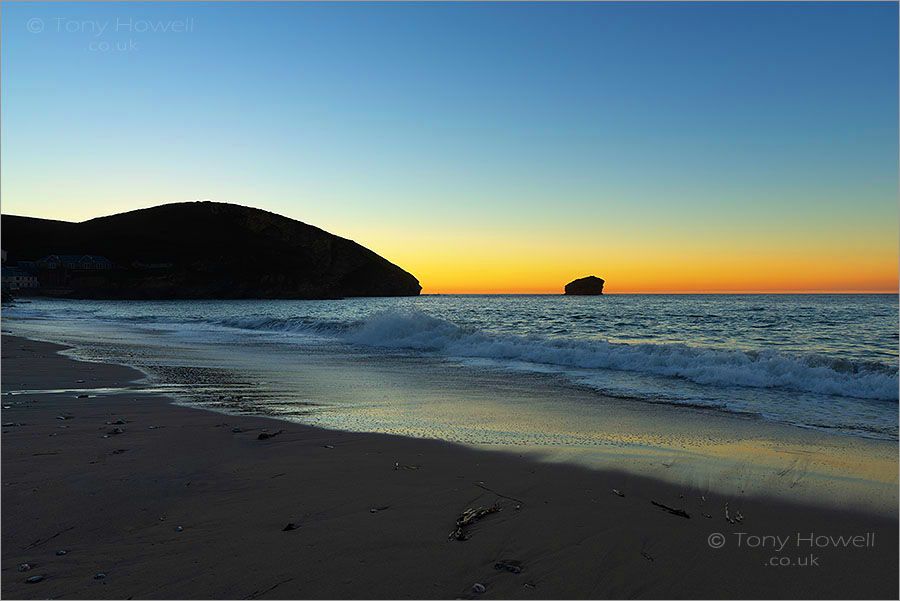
[{"left": 1, "top": 202, "right": 421, "bottom": 299}]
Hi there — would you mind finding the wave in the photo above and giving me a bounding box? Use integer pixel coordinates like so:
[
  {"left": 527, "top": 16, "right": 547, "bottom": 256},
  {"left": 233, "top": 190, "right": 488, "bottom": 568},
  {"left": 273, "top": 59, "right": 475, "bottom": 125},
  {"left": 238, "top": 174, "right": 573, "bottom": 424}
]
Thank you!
[
  {"left": 75, "top": 308, "right": 900, "bottom": 403},
  {"left": 213, "top": 316, "right": 350, "bottom": 335},
  {"left": 339, "top": 311, "right": 899, "bottom": 402}
]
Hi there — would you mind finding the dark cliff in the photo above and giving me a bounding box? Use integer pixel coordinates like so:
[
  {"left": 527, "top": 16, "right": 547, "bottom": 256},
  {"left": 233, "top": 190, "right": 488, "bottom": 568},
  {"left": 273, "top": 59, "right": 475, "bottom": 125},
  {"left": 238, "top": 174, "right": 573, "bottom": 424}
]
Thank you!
[
  {"left": 564, "top": 276, "right": 604, "bottom": 295},
  {"left": 1, "top": 202, "right": 422, "bottom": 299}
]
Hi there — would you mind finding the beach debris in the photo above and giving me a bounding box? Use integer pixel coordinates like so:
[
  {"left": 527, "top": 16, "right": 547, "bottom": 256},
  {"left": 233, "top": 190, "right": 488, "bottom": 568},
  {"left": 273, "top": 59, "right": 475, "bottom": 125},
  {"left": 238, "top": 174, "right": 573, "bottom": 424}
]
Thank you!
[
  {"left": 394, "top": 462, "right": 400, "bottom": 470},
  {"left": 56, "top": 415, "right": 73, "bottom": 421},
  {"left": 725, "top": 502, "right": 737, "bottom": 524},
  {"left": 18, "top": 563, "right": 32, "bottom": 572},
  {"left": 282, "top": 522, "right": 298, "bottom": 531},
  {"left": 323, "top": 444, "right": 335, "bottom": 449},
  {"left": 494, "top": 561, "right": 522, "bottom": 574},
  {"left": 3, "top": 422, "right": 22, "bottom": 427},
  {"left": 106, "top": 427, "right": 125, "bottom": 436},
  {"left": 175, "top": 526, "right": 184, "bottom": 532},
  {"left": 725, "top": 503, "right": 744, "bottom": 524},
  {"left": 244, "top": 577, "right": 295, "bottom": 599},
  {"left": 523, "top": 582, "right": 536, "bottom": 589},
  {"left": 449, "top": 502, "right": 501, "bottom": 541},
  {"left": 111, "top": 449, "right": 128, "bottom": 455},
  {"left": 55, "top": 550, "right": 67, "bottom": 556},
  {"left": 641, "top": 551, "right": 654, "bottom": 562},
  {"left": 474, "top": 482, "right": 526, "bottom": 505},
  {"left": 49, "top": 433, "right": 57, "bottom": 437},
  {"left": 232, "top": 427, "right": 243, "bottom": 433},
  {"left": 25, "top": 575, "right": 44, "bottom": 584},
  {"left": 149, "top": 425, "right": 161, "bottom": 429},
  {"left": 94, "top": 573, "right": 106, "bottom": 580},
  {"left": 369, "top": 506, "right": 390, "bottom": 514},
  {"left": 257, "top": 430, "right": 283, "bottom": 440},
  {"left": 650, "top": 500, "right": 691, "bottom": 519},
  {"left": 393, "top": 462, "right": 420, "bottom": 470},
  {"left": 515, "top": 504, "right": 521, "bottom": 510},
  {"left": 611, "top": 488, "right": 625, "bottom": 497},
  {"left": 472, "top": 583, "right": 486, "bottom": 594},
  {"left": 76, "top": 379, "right": 85, "bottom": 383}
]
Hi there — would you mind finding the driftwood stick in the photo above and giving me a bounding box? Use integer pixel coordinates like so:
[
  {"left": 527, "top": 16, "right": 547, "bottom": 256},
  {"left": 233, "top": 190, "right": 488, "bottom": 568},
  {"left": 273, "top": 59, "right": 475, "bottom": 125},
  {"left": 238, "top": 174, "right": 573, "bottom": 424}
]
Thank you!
[
  {"left": 474, "top": 482, "right": 526, "bottom": 505},
  {"left": 650, "top": 500, "right": 691, "bottom": 519},
  {"left": 23, "top": 526, "right": 75, "bottom": 550},
  {"left": 244, "top": 577, "right": 294, "bottom": 599}
]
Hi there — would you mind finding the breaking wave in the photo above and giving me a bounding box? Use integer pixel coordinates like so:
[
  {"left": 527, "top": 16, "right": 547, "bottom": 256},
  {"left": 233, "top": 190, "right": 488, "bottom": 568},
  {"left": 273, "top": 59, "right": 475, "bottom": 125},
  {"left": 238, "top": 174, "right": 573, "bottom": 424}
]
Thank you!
[{"left": 217, "top": 310, "right": 899, "bottom": 402}]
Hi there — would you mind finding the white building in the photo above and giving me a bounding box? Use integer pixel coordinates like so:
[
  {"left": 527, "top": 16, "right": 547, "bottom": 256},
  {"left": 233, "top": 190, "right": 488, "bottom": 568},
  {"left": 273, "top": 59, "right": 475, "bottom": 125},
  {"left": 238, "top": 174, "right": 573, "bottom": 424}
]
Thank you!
[{"left": 1, "top": 267, "right": 39, "bottom": 290}]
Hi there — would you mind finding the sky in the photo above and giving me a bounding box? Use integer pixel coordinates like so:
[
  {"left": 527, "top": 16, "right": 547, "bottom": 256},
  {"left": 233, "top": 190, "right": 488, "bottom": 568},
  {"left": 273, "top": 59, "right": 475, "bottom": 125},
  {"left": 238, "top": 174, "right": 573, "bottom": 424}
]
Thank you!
[{"left": 2, "top": 1, "right": 897, "bottom": 293}]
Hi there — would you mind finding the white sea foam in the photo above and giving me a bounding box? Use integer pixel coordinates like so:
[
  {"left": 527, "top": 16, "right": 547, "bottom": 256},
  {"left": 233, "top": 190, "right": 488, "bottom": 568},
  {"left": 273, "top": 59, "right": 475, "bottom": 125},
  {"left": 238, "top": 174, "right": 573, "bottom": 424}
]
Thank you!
[
  {"left": 7, "top": 298, "right": 898, "bottom": 438},
  {"left": 219, "top": 310, "right": 898, "bottom": 402}
]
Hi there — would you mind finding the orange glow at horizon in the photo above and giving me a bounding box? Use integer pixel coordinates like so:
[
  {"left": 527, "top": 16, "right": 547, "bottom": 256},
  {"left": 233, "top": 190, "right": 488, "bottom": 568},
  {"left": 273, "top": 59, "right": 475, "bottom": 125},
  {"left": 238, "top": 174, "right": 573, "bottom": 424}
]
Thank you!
[
  {"left": 351, "top": 224, "right": 900, "bottom": 295},
  {"left": 4, "top": 200, "right": 898, "bottom": 296}
]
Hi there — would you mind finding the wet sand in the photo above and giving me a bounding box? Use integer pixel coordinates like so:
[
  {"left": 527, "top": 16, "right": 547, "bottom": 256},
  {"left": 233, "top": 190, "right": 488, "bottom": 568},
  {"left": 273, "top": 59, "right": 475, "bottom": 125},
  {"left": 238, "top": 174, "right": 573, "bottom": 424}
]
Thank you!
[{"left": 2, "top": 335, "right": 897, "bottom": 599}]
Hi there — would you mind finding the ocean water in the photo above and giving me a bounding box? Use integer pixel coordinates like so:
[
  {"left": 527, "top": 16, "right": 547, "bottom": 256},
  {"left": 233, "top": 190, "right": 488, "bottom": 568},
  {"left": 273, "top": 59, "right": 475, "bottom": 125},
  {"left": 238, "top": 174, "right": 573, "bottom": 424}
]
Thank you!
[{"left": 3, "top": 294, "right": 898, "bottom": 441}]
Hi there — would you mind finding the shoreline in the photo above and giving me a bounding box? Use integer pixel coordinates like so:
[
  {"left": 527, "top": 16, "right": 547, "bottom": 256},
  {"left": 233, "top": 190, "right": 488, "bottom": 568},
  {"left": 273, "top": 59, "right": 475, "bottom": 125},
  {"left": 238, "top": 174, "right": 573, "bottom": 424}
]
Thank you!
[
  {"left": 9, "top": 318, "right": 897, "bottom": 518},
  {"left": 2, "top": 334, "right": 898, "bottom": 599}
]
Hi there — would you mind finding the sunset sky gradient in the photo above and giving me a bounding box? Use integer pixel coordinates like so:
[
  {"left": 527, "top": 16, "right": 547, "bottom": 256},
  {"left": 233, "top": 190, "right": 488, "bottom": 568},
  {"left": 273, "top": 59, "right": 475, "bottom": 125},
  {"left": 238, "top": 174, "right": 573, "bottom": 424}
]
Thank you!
[{"left": 2, "top": 2, "right": 897, "bottom": 293}]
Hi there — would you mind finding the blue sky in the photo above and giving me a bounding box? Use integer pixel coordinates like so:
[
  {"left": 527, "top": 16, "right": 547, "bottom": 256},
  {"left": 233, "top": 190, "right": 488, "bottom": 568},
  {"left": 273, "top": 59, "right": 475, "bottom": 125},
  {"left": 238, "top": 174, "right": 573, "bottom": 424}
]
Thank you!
[{"left": 2, "top": 2, "right": 897, "bottom": 292}]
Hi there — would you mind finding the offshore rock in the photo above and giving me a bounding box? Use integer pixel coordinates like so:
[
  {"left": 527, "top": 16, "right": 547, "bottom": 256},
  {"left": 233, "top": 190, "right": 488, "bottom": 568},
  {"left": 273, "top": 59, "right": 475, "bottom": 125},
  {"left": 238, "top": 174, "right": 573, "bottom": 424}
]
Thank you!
[{"left": 564, "top": 276, "right": 604, "bottom": 295}]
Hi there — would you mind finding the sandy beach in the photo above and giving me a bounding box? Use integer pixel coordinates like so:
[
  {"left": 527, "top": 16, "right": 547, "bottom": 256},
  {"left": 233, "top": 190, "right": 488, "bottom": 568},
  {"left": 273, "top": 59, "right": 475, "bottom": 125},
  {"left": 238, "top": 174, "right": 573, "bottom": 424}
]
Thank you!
[
  {"left": 1, "top": 334, "right": 897, "bottom": 599},
  {"left": 3, "top": 1, "right": 898, "bottom": 598}
]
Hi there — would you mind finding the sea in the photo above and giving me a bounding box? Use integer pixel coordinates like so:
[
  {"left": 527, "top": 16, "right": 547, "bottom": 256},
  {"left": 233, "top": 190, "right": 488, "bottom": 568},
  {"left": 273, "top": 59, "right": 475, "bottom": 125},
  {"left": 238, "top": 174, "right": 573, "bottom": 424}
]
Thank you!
[{"left": 3, "top": 294, "right": 898, "bottom": 443}]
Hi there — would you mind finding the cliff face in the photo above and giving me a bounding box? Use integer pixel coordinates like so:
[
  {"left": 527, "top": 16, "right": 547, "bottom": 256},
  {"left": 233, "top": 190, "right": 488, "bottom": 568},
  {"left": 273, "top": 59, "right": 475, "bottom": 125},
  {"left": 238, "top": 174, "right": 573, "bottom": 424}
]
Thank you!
[
  {"left": 1, "top": 202, "right": 421, "bottom": 299},
  {"left": 564, "top": 276, "right": 604, "bottom": 295}
]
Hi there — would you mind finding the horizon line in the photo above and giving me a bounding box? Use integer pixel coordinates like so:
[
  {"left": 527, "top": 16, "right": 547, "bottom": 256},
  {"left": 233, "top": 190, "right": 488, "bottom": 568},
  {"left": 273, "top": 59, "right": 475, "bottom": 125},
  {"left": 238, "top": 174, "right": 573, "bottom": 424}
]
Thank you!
[{"left": 421, "top": 291, "right": 900, "bottom": 295}]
